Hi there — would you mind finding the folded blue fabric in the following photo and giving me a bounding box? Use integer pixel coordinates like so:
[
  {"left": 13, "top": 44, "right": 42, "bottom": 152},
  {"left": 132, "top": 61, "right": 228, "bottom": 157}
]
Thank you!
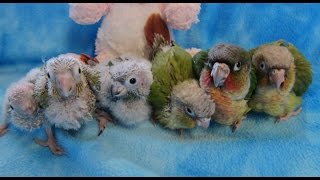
[{"left": 0, "top": 3, "right": 319, "bottom": 176}]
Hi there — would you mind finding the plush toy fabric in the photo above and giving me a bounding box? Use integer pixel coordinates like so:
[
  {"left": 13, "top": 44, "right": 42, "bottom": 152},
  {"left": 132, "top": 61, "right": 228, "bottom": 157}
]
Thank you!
[{"left": 69, "top": 3, "right": 201, "bottom": 61}]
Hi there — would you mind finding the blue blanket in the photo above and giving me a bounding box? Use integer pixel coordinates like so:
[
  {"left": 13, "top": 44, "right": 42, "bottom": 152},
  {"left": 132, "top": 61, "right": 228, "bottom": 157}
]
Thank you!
[{"left": 0, "top": 3, "right": 319, "bottom": 176}]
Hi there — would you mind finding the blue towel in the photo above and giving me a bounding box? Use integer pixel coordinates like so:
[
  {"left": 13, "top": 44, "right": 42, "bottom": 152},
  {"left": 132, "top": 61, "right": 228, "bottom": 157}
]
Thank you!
[{"left": 0, "top": 3, "right": 319, "bottom": 176}]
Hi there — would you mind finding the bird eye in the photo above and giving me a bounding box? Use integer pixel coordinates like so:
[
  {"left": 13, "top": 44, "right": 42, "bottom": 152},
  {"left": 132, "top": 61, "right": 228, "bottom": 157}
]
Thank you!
[
  {"left": 47, "top": 73, "right": 50, "bottom": 79},
  {"left": 234, "top": 61, "right": 241, "bottom": 71},
  {"left": 129, "top": 78, "right": 136, "bottom": 84},
  {"left": 10, "top": 105, "right": 14, "bottom": 110},
  {"left": 208, "top": 61, "right": 214, "bottom": 68},
  {"left": 185, "top": 107, "right": 195, "bottom": 118},
  {"left": 78, "top": 68, "right": 81, "bottom": 74},
  {"left": 260, "top": 62, "right": 265, "bottom": 70}
]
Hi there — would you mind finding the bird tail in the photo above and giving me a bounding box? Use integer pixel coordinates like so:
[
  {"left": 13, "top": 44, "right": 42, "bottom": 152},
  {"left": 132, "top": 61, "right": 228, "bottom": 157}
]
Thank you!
[{"left": 144, "top": 13, "right": 171, "bottom": 60}]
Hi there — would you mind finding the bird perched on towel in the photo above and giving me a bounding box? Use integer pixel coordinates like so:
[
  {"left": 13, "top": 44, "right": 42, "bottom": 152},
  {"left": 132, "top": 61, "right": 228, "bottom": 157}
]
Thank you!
[
  {"left": 193, "top": 43, "right": 256, "bottom": 132},
  {"left": 0, "top": 67, "right": 45, "bottom": 137},
  {"left": 148, "top": 35, "right": 216, "bottom": 133},
  {"left": 90, "top": 56, "right": 153, "bottom": 136},
  {"left": 33, "top": 54, "right": 97, "bottom": 155},
  {"left": 248, "top": 39, "right": 312, "bottom": 122}
]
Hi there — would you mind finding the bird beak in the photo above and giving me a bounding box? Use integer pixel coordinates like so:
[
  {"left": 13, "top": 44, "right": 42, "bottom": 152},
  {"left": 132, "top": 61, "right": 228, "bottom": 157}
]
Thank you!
[
  {"left": 111, "top": 82, "right": 128, "bottom": 98},
  {"left": 211, "top": 62, "right": 230, "bottom": 87},
  {"left": 269, "top": 69, "right": 285, "bottom": 89},
  {"left": 57, "top": 72, "right": 76, "bottom": 98},
  {"left": 24, "top": 102, "right": 38, "bottom": 116},
  {"left": 196, "top": 118, "right": 211, "bottom": 129}
]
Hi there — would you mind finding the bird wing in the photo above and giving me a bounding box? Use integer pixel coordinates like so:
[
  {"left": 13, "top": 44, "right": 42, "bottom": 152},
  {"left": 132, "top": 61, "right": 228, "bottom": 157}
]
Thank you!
[
  {"left": 192, "top": 50, "right": 209, "bottom": 79},
  {"left": 82, "top": 66, "right": 101, "bottom": 92},
  {"left": 148, "top": 44, "right": 194, "bottom": 117},
  {"left": 244, "top": 65, "right": 258, "bottom": 100},
  {"left": 275, "top": 39, "right": 313, "bottom": 96},
  {"left": 33, "top": 69, "right": 49, "bottom": 109}
]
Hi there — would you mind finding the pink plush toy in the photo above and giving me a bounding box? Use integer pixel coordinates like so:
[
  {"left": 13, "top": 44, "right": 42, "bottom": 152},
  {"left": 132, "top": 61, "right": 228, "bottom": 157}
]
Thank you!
[{"left": 69, "top": 3, "right": 201, "bottom": 61}]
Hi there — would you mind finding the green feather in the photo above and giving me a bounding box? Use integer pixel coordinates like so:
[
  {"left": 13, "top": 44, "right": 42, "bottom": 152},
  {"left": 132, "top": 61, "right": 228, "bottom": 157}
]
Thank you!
[
  {"left": 83, "top": 69, "right": 101, "bottom": 91},
  {"left": 286, "top": 42, "right": 312, "bottom": 96},
  {"left": 148, "top": 44, "right": 194, "bottom": 121},
  {"left": 33, "top": 83, "right": 49, "bottom": 109},
  {"left": 192, "top": 50, "right": 209, "bottom": 79},
  {"left": 245, "top": 64, "right": 258, "bottom": 100}
]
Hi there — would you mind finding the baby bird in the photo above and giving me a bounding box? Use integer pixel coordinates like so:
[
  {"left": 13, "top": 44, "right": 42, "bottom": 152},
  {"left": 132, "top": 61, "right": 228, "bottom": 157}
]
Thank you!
[
  {"left": 92, "top": 56, "right": 153, "bottom": 135},
  {"left": 0, "top": 67, "right": 45, "bottom": 136},
  {"left": 33, "top": 54, "right": 96, "bottom": 155},
  {"left": 248, "top": 40, "right": 312, "bottom": 122}
]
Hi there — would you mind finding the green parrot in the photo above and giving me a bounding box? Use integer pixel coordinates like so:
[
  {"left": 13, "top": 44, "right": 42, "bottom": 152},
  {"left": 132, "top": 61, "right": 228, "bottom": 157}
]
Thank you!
[
  {"left": 193, "top": 43, "right": 257, "bottom": 132},
  {"left": 248, "top": 39, "right": 312, "bottom": 122},
  {"left": 148, "top": 34, "right": 216, "bottom": 132}
]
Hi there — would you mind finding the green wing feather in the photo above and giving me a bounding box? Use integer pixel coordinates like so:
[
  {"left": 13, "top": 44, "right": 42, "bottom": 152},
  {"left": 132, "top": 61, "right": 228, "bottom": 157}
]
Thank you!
[
  {"left": 82, "top": 67, "right": 101, "bottom": 91},
  {"left": 192, "top": 50, "right": 209, "bottom": 79},
  {"left": 273, "top": 39, "right": 313, "bottom": 96},
  {"left": 245, "top": 64, "right": 258, "bottom": 100},
  {"left": 148, "top": 43, "right": 194, "bottom": 116},
  {"left": 33, "top": 74, "right": 49, "bottom": 109},
  {"left": 287, "top": 42, "right": 312, "bottom": 96}
]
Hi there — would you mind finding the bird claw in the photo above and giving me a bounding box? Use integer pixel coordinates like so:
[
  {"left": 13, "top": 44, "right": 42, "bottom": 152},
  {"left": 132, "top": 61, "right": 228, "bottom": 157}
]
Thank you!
[
  {"left": 151, "top": 117, "right": 157, "bottom": 127},
  {"left": 150, "top": 113, "right": 157, "bottom": 127},
  {"left": 34, "top": 138, "right": 65, "bottom": 156},
  {"left": 231, "top": 125, "right": 238, "bottom": 133},
  {"left": 177, "top": 129, "right": 184, "bottom": 137},
  {"left": 231, "top": 118, "right": 243, "bottom": 133},
  {"left": 95, "top": 109, "right": 112, "bottom": 136},
  {"left": 98, "top": 125, "right": 106, "bottom": 136},
  {"left": 0, "top": 125, "right": 8, "bottom": 137},
  {"left": 276, "top": 107, "right": 302, "bottom": 123}
]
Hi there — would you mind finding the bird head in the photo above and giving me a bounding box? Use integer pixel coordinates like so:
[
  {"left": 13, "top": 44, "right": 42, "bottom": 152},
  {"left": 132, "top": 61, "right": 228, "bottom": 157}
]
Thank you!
[
  {"left": 8, "top": 82, "right": 39, "bottom": 117},
  {"left": 45, "top": 55, "right": 85, "bottom": 99},
  {"left": 109, "top": 56, "right": 153, "bottom": 101},
  {"left": 168, "top": 79, "right": 215, "bottom": 129},
  {"left": 206, "top": 43, "right": 251, "bottom": 88},
  {"left": 252, "top": 45, "right": 293, "bottom": 89}
]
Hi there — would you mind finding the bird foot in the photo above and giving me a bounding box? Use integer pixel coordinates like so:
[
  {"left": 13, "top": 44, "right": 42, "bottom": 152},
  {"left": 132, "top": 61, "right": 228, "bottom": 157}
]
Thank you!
[
  {"left": 231, "top": 123, "right": 240, "bottom": 133},
  {"left": 150, "top": 114, "right": 157, "bottom": 127},
  {"left": 0, "top": 124, "right": 8, "bottom": 137},
  {"left": 177, "top": 129, "right": 184, "bottom": 137},
  {"left": 276, "top": 107, "right": 302, "bottom": 123},
  {"left": 34, "top": 137, "right": 64, "bottom": 155},
  {"left": 95, "top": 109, "right": 113, "bottom": 136},
  {"left": 231, "top": 117, "right": 245, "bottom": 133}
]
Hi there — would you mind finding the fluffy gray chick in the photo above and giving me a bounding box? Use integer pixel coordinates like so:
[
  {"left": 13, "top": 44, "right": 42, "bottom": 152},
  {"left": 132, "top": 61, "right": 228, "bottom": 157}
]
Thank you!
[
  {"left": 93, "top": 56, "right": 153, "bottom": 134},
  {"left": 33, "top": 54, "right": 96, "bottom": 155},
  {"left": 0, "top": 67, "right": 45, "bottom": 136}
]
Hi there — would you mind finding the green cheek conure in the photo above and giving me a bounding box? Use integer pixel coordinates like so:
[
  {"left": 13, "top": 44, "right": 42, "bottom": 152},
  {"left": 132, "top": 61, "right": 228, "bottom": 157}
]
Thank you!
[
  {"left": 248, "top": 39, "right": 312, "bottom": 122},
  {"left": 193, "top": 43, "right": 256, "bottom": 132},
  {"left": 148, "top": 35, "right": 216, "bottom": 133}
]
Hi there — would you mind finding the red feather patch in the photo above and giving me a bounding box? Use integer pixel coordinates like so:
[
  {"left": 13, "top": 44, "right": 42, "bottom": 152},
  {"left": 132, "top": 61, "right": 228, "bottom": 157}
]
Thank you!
[
  {"left": 201, "top": 70, "right": 213, "bottom": 88},
  {"left": 225, "top": 74, "right": 240, "bottom": 92}
]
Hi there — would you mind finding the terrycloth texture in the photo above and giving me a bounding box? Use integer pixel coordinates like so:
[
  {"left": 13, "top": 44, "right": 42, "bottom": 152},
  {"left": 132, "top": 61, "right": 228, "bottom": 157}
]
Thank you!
[{"left": 0, "top": 3, "right": 320, "bottom": 176}]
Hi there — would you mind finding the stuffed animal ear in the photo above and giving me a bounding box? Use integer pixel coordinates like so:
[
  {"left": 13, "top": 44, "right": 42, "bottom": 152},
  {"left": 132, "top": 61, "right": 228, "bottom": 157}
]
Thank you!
[
  {"left": 160, "top": 3, "right": 201, "bottom": 30},
  {"left": 69, "top": 3, "right": 112, "bottom": 25},
  {"left": 144, "top": 13, "right": 171, "bottom": 48}
]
